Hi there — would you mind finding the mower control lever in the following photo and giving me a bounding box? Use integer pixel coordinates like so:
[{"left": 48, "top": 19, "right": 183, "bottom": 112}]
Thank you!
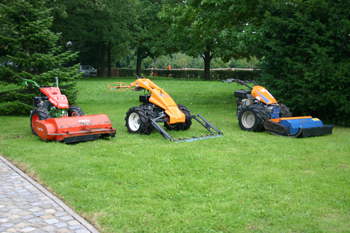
[
  {"left": 54, "top": 77, "right": 59, "bottom": 87},
  {"left": 17, "top": 77, "right": 41, "bottom": 89},
  {"left": 235, "top": 80, "right": 253, "bottom": 89}
]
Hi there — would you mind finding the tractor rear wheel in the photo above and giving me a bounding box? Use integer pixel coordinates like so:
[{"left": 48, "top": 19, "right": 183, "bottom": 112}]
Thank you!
[
  {"left": 30, "top": 108, "right": 51, "bottom": 135},
  {"left": 125, "top": 107, "right": 151, "bottom": 135},
  {"left": 164, "top": 104, "right": 192, "bottom": 131},
  {"left": 280, "top": 104, "right": 292, "bottom": 118},
  {"left": 238, "top": 105, "right": 268, "bottom": 132},
  {"left": 68, "top": 106, "right": 84, "bottom": 116}
]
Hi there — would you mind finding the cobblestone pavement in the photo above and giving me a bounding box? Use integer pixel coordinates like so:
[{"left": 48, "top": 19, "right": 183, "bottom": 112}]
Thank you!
[{"left": 0, "top": 155, "right": 99, "bottom": 233}]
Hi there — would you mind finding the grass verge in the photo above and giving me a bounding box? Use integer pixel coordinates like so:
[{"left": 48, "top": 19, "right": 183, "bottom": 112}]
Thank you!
[{"left": 1, "top": 76, "right": 349, "bottom": 232}]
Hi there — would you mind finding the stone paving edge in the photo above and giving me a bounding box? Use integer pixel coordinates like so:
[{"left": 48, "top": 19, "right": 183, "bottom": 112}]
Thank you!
[{"left": 0, "top": 154, "right": 99, "bottom": 233}]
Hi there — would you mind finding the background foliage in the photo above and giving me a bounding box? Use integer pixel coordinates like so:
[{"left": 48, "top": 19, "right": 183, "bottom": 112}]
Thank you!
[
  {"left": 1, "top": 0, "right": 350, "bottom": 126},
  {"left": 253, "top": 0, "right": 350, "bottom": 126},
  {"left": 0, "top": 0, "right": 80, "bottom": 115},
  {"left": 118, "top": 68, "right": 260, "bottom": 81}
]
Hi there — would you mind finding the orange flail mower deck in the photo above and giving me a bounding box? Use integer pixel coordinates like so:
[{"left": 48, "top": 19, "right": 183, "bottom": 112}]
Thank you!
[{"left": 33, "top": 114, "right": 116, "bottom": 143}]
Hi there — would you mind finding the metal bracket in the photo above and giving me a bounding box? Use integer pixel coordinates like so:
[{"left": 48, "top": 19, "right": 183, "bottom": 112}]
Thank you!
[{"left": 150, "top": 113, "right": 223, "bottom": 142}]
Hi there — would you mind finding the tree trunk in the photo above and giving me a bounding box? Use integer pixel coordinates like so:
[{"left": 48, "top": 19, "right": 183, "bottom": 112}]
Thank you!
[
  {"left": 107, "top": 42, "right": 111, "bottom": 77},
  {"left": 136, "top": 55, "right": 142, "bottom": 77},
  {"left": 96, "top": 43, "right": 100, "bottom": 76},
  {"left": 136, "top": 49, "right": 149, "bottom": 77},
  {"left": 100, "top": 42, "right": 105, "bottom": 77},
  {"left": 203, "top": 50, "right": 212, "bottom": 80}
]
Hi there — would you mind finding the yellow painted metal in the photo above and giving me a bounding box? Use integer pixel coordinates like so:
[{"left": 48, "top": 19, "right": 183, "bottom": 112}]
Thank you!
[
  {"left": 107, "top": 82, "right": 131, "bottom": 92},
  {"left": 110, "top": 79, "right": 186, "bottom": 124}
]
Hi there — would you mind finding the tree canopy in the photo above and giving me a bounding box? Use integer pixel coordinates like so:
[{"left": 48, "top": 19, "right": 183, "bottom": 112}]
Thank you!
[
  {"left": 1, "top": 0, "right": 349, "bottom": 126},
  {"left": 0, "top": 0, "right": 80, "bottom": 115},
  {"left": 47, "top": 0, "right": 137, "bottom": 76},
  {"left": 159, "top": 0, "right": 255, "bottom": 80}
]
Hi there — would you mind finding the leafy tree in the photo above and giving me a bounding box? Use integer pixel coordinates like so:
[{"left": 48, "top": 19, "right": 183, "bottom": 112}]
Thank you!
[
  {"left": 131, "top": 0, "right": 178, "bottom": 77},
  {"left": 159, "top": 0, "right": 255, "bottom": 80},
  {"left": 0, "top": 0, "right": 80, "bottom": 115},
  {"left": 47, "top": 0, "right": 137, "bottom": 77},
  {"left": 254, "top": 0, "right": 350, "bottom": 126}
]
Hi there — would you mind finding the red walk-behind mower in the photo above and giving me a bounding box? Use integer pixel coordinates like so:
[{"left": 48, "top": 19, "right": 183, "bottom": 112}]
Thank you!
[
  {"left": 107, "top": 77, "right": 223, "bottom": 142},
  {"left": 20, "top": 77, "right": 116, "bottom": 143},
  {"left": 223, "top": 79, "right": 333, "bottom": 137}
]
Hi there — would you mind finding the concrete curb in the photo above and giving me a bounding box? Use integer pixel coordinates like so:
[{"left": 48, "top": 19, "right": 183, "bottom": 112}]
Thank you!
[{"left": 0, "top": 154, "right": 99, "bottom": 233}]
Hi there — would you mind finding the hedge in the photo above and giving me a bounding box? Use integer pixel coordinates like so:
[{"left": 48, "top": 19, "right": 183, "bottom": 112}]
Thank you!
[{"left": 111, "top": 68, "right": 261, "bottom": 81}]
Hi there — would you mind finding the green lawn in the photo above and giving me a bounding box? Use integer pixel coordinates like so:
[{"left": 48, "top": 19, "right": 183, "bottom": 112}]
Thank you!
[{"left": 1, "top": 77, "right": 349, "bottom": 232}]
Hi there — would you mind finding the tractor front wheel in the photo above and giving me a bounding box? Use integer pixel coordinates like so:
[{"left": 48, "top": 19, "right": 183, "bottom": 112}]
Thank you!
[
  {"left": 125, "top": 107, "right": 151, "bottom": 134},
  {"left": 30, "top": 108, "right": 51, "bottom": 135},
  {"left": 177, "top": 104, "right": 192, "bottom": 130},
  {"left": 68, "top": 106, "right": 84, "bottom": 116},
  {"left": 238, "top": 105, "right": 268, "bottom": 132}
]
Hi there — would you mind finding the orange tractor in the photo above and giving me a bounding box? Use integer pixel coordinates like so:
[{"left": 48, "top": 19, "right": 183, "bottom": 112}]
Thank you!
[
  {"left": 223, "top": 79, "right": 333, "bottom": 137},
  {"left": 107, "top": 77, "right": 223, "bottom": 142}
]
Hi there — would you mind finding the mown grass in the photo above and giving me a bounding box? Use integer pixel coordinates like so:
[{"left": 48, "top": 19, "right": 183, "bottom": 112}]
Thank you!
[{"left": 0, "top": 76, "right": 349, "bottom": 232}]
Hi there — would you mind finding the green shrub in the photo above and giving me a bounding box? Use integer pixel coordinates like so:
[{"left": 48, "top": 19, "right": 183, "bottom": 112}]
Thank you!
[{"left": 255, "top": 0, "right": 350, "bottom": 126}]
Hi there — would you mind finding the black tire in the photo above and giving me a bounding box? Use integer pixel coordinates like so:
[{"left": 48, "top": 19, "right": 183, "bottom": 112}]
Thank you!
[
  {"left": 164, "top": 104, "right": 192, "bottom": 131},
  {"left": 68, "top": 106, "right": 84, "bottom": 116},
  {"left": 30, "top": 108, "right": 51, "bottom": 135},
  {"left": 280, "top": 104, "right": 292, "bottom": 118},
  {"left": 140, "top": 104, "right": 155, "bottom": 134},
  {"left": 125, "top": 106, "right": 151, "bottom": 134},
  {"left": 164, "top": 121, "right": 180, "bottom": 131},
  {"left": 238, "top": 105, "right": 268, "bottom": 132}
]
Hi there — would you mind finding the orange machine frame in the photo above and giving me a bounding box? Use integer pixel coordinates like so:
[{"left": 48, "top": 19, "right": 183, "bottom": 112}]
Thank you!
[
  {"left": 251, "top": 86, "right": 277, "bottom": 105},
  {"left": 108, "top": 79, "right": 185, "bottom": 124}
]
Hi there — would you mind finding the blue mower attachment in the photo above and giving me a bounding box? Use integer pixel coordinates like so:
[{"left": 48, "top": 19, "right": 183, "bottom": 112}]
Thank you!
[
  {"left": 223, "top": 79, "right": 333, "bottom": 138},
  {"left": 264, "top": 116, "right": 333, "bottom": 138}
]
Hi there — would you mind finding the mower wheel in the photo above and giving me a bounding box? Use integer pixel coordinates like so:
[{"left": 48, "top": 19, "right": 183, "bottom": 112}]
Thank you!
[
  {"left": 125, "top": 106, "right": 151, "bottom": 134},
  {"left": 68, "top": 106, "right": 84, "bottom": 116},
  {"left": 164, "top": 104, "right": 192, "bottom": 131},
  {"left": 177, "top": 104, "right": 192, "bottom": 130},
  {"left": 238, "top": 105, "right": 268, "bottom": 132},
  {"left": 164, "top": 122, "right": 179, "bottom": 131},
  {"left": 280, "top": 104, "right": 292, "bottom": 118},
  {"left": 140, "top": 104, "right": 155, "bottom": 134},
  {"left": 30, "top": 108, "right": 51, "bottom": 135}
]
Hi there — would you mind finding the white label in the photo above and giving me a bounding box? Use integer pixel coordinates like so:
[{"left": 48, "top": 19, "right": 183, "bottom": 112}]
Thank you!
[
  {"left": 78, "top": 119, "right": 90, "bottom": 123},
  {"left": 49, "top": 98, "right": 57, "bottom": 106}
]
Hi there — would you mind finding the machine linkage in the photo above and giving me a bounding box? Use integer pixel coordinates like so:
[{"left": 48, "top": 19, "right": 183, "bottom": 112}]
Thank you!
[{"left": 151, "top": 113, "right": 223, "bottom": 143}]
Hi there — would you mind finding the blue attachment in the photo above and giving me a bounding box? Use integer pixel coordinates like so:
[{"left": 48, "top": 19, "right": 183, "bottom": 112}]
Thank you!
[
  {"left": 279, "top": 117, "right": 324, "bottom": 135},
  {"left": 271, "top": 106, "right": 280, "bottom": 119},
  {"left": 174, "top": 134, "right": 223, "bottom": 143},
  {"left": 264, "top": 105, "right": 280, "bottom": 119}
]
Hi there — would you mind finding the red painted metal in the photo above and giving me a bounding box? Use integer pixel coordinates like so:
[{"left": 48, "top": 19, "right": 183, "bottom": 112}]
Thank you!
[
  {"left": 33, "top": 114, "right": 116, "bottom": 143},
  {"left": 40, "top": 87, "right": 69, "bottom": 109}
]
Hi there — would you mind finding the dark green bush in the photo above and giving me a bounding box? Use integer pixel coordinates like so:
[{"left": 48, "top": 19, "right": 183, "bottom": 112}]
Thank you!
[{"left": 255, "top": 0, "right": 350, "bottom": 126}]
